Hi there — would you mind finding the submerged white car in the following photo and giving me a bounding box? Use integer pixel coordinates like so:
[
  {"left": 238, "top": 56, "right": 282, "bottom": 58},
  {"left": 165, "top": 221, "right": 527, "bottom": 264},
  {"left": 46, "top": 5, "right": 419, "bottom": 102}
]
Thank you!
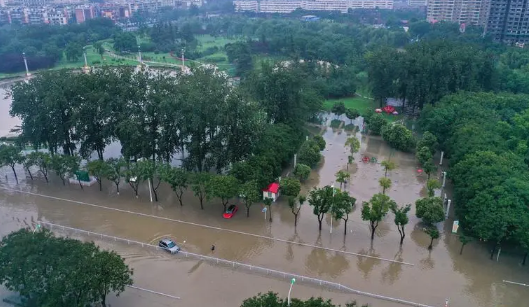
[{"left": 158, "top": 238, "right": 181, "bottom": 254}]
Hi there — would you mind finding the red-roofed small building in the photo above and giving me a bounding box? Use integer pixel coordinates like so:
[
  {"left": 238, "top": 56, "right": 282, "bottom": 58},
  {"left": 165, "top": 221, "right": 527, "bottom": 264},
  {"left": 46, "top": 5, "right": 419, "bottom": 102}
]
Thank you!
[{"left": 263, "top": 182, "right": 280, "bottom": 202}]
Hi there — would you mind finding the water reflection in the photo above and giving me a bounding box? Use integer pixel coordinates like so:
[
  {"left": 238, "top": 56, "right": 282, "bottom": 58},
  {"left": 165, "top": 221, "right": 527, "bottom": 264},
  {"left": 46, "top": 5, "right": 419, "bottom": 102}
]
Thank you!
[
  {"left": 305, "top": 235, "right": 350, "bottom": 278},
  {"left": 356, "top": 242, "right": 381, "bottom": 279},
  {"left": 381, "top": 247, "right": 403, "bottom": 285}
]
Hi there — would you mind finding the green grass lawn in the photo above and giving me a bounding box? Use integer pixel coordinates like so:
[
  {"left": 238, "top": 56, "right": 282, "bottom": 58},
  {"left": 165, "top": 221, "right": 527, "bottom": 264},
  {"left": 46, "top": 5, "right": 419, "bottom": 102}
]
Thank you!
[
  {"left": 324, "top": 94, "right": 403, "bottom": 123},
  {"left": 196, "top": 34, "right": 241, "bottom": 52},
  {"left": 323, "top": 96, "right": 373, "bottom": 114}
]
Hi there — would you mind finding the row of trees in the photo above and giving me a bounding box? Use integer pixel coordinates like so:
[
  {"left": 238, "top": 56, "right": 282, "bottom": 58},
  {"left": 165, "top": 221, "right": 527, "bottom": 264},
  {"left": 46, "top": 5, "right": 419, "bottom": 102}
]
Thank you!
[
  {"left": 0, "top": 18, "right": 117, "bottom": 73},
  {"left": 0, "top": 228, "right": 133, "bottom": 307},
  {"left": 419, "top": 91, "right": 529, "bottom": 261},
  {"left": 241, "top": 292, "right": 368, "bottom": 307},
  {"left": 10, "top": 63, "right": 320, "bottom": 177}
]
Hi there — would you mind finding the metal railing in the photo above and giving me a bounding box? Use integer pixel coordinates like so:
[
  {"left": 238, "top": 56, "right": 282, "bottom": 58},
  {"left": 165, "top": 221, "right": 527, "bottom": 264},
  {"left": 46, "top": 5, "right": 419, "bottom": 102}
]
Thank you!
[{"left": 38, "top": 221, "right": 436, "bottom": 307}]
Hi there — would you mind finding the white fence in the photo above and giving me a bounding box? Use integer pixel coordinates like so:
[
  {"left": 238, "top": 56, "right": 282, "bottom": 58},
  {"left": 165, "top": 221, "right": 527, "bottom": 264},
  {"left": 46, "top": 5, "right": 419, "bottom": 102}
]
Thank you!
[{"left": 38, "top": 221, "right": 437, "bottom": 307}]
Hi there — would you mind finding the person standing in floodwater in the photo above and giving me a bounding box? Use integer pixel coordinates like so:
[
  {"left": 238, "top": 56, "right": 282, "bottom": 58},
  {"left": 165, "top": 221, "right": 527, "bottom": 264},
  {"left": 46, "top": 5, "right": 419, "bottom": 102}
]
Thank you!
[{"left": 211, "top": 245, "right": 215, "bottom": 252}]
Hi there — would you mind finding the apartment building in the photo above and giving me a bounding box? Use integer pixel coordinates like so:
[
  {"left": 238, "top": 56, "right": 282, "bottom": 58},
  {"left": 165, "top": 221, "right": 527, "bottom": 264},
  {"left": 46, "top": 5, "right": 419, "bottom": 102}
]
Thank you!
[
  {"left": 486, "top": 0, "right": 529, "bottom": 43},
  {"left": 408, "top": 0, "right": 427, "bottom": 6},
  {"left": 74, "top": 4, "right": 94, "bottom": 23},
  {"left": 234, "top": 0, "right": 394, "bottom": 13},
  {"left": 427, "top": 0, "right": 488, "bottom": 25}
]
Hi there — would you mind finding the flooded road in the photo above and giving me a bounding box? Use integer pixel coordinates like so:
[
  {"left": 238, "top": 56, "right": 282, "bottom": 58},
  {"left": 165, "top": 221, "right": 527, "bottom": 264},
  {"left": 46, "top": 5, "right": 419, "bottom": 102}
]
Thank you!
[{"left": 1, "top": 86, "right": 529, "bottom": 307}]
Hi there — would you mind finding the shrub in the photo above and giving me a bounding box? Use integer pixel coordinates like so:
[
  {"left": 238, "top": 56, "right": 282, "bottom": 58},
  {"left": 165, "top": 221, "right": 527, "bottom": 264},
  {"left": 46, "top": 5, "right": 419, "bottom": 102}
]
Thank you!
[{"left": 382, "top": 123, "right": 416, "bottom": 152}]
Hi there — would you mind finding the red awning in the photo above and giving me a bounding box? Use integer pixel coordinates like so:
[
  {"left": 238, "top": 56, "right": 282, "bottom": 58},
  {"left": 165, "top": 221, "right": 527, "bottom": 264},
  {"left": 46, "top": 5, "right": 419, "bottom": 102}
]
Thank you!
[{"left": 263, "top": 182, "right": 280, "bottom": 194}]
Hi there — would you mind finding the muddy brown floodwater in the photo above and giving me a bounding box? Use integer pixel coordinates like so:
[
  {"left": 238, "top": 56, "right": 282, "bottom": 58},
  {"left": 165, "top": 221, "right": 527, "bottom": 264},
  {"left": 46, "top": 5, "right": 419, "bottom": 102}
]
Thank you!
[{"left": 1, "top": 86, "right": 529, "bottom": 307}]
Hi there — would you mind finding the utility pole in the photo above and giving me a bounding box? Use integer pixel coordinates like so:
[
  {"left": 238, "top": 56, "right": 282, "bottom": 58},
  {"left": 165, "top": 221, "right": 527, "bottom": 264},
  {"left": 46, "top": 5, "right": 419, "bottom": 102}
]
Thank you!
[{"left": 23, "top": 52, "right": 30, "bottom": 77}]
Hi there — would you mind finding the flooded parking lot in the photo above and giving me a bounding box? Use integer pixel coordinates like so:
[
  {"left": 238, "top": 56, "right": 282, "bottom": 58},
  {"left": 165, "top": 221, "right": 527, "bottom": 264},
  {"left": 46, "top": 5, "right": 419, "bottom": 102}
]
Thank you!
[{"left": 1, "top": 85, "right": 529, "bottom": 307}]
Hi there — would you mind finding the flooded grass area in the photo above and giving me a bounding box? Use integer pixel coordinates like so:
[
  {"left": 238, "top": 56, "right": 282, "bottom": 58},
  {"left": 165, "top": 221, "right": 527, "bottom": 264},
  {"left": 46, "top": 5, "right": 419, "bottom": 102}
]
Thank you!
[{"left": 1, "top": 87, "right": 529, "bottom": 307}]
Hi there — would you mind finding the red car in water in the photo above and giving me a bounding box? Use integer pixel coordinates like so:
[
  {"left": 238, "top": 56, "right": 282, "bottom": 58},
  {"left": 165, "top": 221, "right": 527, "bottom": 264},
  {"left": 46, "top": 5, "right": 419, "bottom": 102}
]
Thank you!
[{"left": 223, "top": 205, "right": 238, "bottom": 219}]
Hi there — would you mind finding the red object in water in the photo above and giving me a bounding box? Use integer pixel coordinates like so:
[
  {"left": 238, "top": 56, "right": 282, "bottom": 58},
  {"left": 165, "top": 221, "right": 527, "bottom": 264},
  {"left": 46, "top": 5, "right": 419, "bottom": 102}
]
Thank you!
[
  {"left": 417, "top": 169, "right": 423, "bottom": 173},
  {"left": 362, "top": 156, "right": 370, "bottom": 163},
  {"left": 383, "top": 106, "right": 396, "bottom": 114}
]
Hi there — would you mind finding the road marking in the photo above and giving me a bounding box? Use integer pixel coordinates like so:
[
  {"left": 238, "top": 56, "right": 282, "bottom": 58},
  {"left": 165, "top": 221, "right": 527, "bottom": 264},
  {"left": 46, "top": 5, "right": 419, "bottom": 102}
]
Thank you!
[
  {"left": 127, "top": 285, "right": 180, "bottom": 299},
  {"left": 503, "top": 280, "right": 529, "bottom": 287},
  {"left": 0, "top": 187, "right": 414, "bottom": 266}
]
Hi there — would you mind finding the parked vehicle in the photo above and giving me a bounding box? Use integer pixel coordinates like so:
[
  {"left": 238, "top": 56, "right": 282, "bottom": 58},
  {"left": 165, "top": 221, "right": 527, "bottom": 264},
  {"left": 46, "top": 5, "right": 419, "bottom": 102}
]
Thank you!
[
  {"left": 223, "top": 205, "right": 238, "bottom": 219},
  {"left": 158, "top": 238, "right": 181, "bottom": 254}
]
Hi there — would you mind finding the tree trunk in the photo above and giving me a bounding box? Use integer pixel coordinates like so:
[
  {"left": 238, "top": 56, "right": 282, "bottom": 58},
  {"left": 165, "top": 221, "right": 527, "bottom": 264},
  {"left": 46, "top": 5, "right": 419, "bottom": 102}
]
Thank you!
[
  {"left": 460, "top": 243, "right": 465, "bottom": 255},
  {"left": 523, "top": 252, "right": 528, "bottom": 266},
  {"left": 199, "top": 196, "right": 204, "bottom": 210},
  {"left": 382, "top": 186, "right": 386, "bottom": 194},
  {"left": 101, "top": 294, "right": 106, "bottom": 307},
  {"left": 490, "top": 244, "right": 497, "bottom": 260},
  {"left": 26, "top": 167, "right": 33, "bottom": 180},
  {"left": 384, "top": 168, "right": 388, "bottom": 177},
  {"left": 98, "top": 179, "right": 102, "bottom": 191},
  {"left": 78, "top": 179, "right": 84, "bottom": 190},
  {"left": 61, "top": 177, "right": 65, "bottom": 185},
  {"left": 43, "top": 171, "right": 48, "bottom": 183},
  {"left": 176, "top": 190, "right": 184, "bottom": 206},
  {"left": 10, "top": 166, "right": 18, "bottom": 184},
  {"left": 115, "top": 182, "right": 120, "bottom": 195},
  {"left": 152, "top": 181, "right": 159, "bottom": 202},
  {"left": 223, "top": 200, "right": 228, "bottom": 212},
  {"left": 398, "top": 226, "right": 405, "bottom": 245},
  {"left": 294, "top": 214, "right": 298, "bottom": 227},
  {"left": 370, "top": 223, "right": 376, "bottom": 240},
  {"left": 268, "top": 205, "right": 272, "bottom": 222},
  {"left": 428, "top": 237, "right": 434, "bottom": 250},
  {"left": 318, "top": 217, "right": 323, "bottom": 231},
  {"left": 344, "top": 220, "right": 348, "bottom": 236},
  {"left": 246, "top": 206, "right": 250, "bottom": 217}
]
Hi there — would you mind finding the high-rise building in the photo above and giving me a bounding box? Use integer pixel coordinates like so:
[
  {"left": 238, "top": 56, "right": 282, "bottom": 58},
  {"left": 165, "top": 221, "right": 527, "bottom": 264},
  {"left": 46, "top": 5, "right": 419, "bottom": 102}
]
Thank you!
[
  {"left": 234, "top": 0, "right": 394, "bottom": 13},
  {"left": 485, "top": 0, "right": 529, "bottom": 43},
  {"left": 427, "top": 0, "right": 488, "bottom": 25},
  {"left": 408, "top": 0, "right": 427, "bottom": 6}
]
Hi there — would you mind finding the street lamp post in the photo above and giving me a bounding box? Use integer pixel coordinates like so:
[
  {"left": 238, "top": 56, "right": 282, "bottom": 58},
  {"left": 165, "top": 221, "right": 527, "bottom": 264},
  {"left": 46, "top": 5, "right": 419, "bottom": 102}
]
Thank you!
[
  {"left": 138, "top": 45, "right": 142, "bottom": 64},
  {"left": 330, "top": 184, "right": 335, "bottom": 234},
  {"left": 287, "top": 278, "right": 296, "bottom": 306},
  {"left": 22, "top": 52, "right": 30, "bottom": 77},
  {"left": 137, "top": 158, "right": 153, "bottom": 203}
]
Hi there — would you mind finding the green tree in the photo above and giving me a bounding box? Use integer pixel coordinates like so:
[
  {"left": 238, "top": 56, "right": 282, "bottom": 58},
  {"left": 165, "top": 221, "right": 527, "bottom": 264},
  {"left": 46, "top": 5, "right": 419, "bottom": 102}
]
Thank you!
[
  {"left": 136, "top": 160, "right": 168, "bottom": 202},
  {"left": 280, "top": 177, "right": 301, "bottom": 198},
  {"left": 208, "top": 175, "right": 239, "bottom": 212},
  {"left": 51, "top": 154, "right": 69, "bottom": 185},
  {"left": 264, "top": 197, "right": 273, "bottom": 223},
  {"left": 65, "top": 155, "right": 83, "bottom": 189},
  {"left": 125, "top": 162, "right": 142, "bottom": 198},
  {"left": 335, "top": 170, "right": 350, "bottom": 190},
  {"left": 391, "top": 204, "right": 411, "bottom": 245},
  {"left": 289, "top": 195, "right": 306, "bottom": 227},
  {"left": 381, "top": 124, "right": 416, "bottom": 152},
  {"left": 240, "top": 291, "right": 368, "bottom": 307},
  {"left": 293, "top": 163, "right": 311, "bottom": 181},
  {"left": 459, "top": 233, "right": 472, "bottom": 255},
  {"left": 380, "top": 159, "right": 396, "bottom": 177},
  {"left": 331, "top": 190, "right": 356, "bottom": 236},
  {"left": 308, "top": 186, "right": 334, "bottom": 231},
  {"left": 415, "top": 197, "right": 445, "bottom": 225},
  {"left": 22, "top": 153, "right": 35, "bottom": 180},
  {"left": 0, "top": 145, "right": 24, "bottom": 183},
  {"left": 240, "top": 180, "right": 261, "bottom": 217},
  {"left": 426, "top": 179, "right": 441, "bottom": 197},
  {"left": 422, "top": 160, "right": 437, "bottom": 179},
  {"left": 347, "top": 155, "right": 354, "bottom": 171},
  {"left": 0, "top": 228, "right": 133, "bottom": 307},
  {"left": 113, "top": 32, "right": 137, "bottom": 53},
  {"left": 361, "top": 193, "right": 395, "bottom": 240},
  {"left": 87, "top": 159, "right": 111, "bottom": 191},
  {"left": 313, "top": 135, "right": 326, "bottom": 151},
  {"left": 190, "top": 172, "right": 212, "bottom": 210},
  {"left": 345, "top": 136, "right": 360, "bottom": 156},
  {"left": 297, "top": 140, "right": 322, "bottom": 167},
  {"left": 366, "top": 113, "right": 388, "bottom": 135},
  {"left": 425, "top": 227, "right": 440, "bottom": 250},
  {"left": 378, "top": 177, "right": 391, "bottom": 194},
  {"left": 105, "top": 157, "right": 126, "bottom": 194},
  {"left": 331, "top": 102, "right": 346, "bottom": 118},
  {"left": 416, "top": 146, "right": 432, "bottom": 167},
  {"left": 162, "top": 167, "right": 188, "bottom": 206},
  {"left": 345, "top": 108, "right": 360, "bottom": 124},
  {"left": 93, "top": 42, "right": 105, "bottom": 59},
  {"left": 65, "top": 42, "right": 83, "bottom": 62},
  {"left": 416, "top": 131, "right": 438, "bottom": 154},
  {"left": 27, "top": 152, "right": 50, "bottom": 183}
]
